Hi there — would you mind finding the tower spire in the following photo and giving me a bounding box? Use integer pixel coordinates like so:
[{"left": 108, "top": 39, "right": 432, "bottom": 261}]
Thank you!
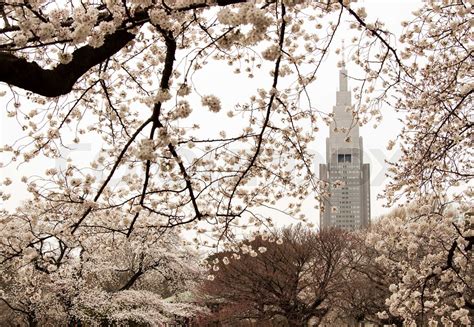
[
  {"left": 339, "top": 40, "right": 348, "bottom": 92},
  {"left": 341, "top": 39, "right": 345, "bottom": 68}
]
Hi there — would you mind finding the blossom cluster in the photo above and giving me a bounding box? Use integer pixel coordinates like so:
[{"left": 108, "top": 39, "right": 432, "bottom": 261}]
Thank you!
[{"left": 201, "top": 95, "right": 222, "bottom": 113}]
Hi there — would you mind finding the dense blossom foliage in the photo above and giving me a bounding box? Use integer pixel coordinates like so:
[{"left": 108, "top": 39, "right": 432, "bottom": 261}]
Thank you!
[
  {"left": 384, "top": 1, "right": 473, "bottom": 204},
  {"left": 0, "top": 202, "right": 204, "bottom": 325},
  {"left": 365, "top": 200, "right": 473, "bottom": 326},
  {"left": 315, "top": 201, "right": 473, "bottom": 327}
]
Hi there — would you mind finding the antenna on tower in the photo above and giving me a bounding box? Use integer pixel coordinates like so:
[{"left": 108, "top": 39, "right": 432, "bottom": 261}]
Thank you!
[
  {"left": 341, "top": 39, "right": 346, "bottom": 68},
  {"left": 339, "top": 39, "right": 348, "bottom": 91}
]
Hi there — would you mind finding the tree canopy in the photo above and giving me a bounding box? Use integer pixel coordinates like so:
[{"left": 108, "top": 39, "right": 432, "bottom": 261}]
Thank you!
[
  {"left": 0, "top": 0, "right": 470, "bottom": 236},
  {"left": 201, "top": 225, "right": 352, "bottom": 326}
]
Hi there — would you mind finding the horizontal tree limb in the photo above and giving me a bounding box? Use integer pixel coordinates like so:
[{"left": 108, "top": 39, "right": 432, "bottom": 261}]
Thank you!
[{"left": 0, "top": 29, "right": 135, "bottom": 97}]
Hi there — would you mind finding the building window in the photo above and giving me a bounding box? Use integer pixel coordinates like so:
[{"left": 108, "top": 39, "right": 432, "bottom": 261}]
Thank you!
[{"left": 338, "top": 154, "right": 352, "bottom": 163}]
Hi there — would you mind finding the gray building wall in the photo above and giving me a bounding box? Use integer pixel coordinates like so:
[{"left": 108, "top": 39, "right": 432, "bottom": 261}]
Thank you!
[{"left": 319, "top": 65, "right": 370, "bottom": 231}]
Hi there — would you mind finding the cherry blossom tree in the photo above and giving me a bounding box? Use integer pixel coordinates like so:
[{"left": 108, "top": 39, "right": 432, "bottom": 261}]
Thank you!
[
  {"left": 384, "top": 1, "right": 473, "bottom": 204},
  {"left": 362, "top": 200, "right": 473, "bottom": 327},
  {"left": 0, "top": 0, "right": 409, "bottom": 243},
  {"left": 0, "top": 0, "right": 469, "bottom": 237},
  {"left": 370, "top": 2, "right": 473, "bottom": 325},
  {"left": 0, "top": 201, "right": 204, "bottom": 326},
  {"left": 323, "top": 201, "right": 473, "bottom": 327}
]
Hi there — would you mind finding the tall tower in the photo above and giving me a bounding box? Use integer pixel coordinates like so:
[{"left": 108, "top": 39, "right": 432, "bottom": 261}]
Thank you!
[{"left": 319, "top": 60, "right": 371, "bottom": 231}]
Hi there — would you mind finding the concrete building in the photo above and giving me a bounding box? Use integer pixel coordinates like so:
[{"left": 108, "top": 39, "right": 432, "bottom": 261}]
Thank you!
[{"left": 319, "top": 62, "right": 370, "bottom": 231}]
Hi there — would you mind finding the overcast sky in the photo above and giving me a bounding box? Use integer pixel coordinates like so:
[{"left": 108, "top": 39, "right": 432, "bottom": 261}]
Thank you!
[{"left": 0, "top": 0, "right": 422, "bottom": 226}]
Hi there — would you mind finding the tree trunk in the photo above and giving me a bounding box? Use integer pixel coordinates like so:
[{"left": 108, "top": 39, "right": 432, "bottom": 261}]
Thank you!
[
  {"left": 286, "top": 316, "right": 307, "bottom": 327},
  {"left": 27, "top": 314, "right": 38, "bottom": 327},
  {"left": 68, "top": 316, "right": 83, "bottom": 327}
]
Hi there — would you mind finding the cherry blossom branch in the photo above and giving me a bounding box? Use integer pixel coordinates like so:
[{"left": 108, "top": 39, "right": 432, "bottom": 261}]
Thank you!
[
  {"left": 71, "top": 117, "right": 153, "bottom": 234},
  {"left": 225, "top": 2, "right": 287, "bottom": 216},
  {"left": 339, "top": 0, "right": 402, "bottom": 69},
  {"left": 127, "top": 26, "right": 188, "bottom": 230},
  {"left": 0, "top": 0, "right": 252, "bottom": 98}
]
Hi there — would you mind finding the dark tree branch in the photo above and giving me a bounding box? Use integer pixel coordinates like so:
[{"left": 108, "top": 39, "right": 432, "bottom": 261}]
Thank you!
[
  {"left": 71, "top": 117, "right": 153, "bottom": 234},
  {"left": 119, "top": 268, "right": 143, "bottom": 291},
  {"left": 226, "top": 3, "right": 287, "bottom": 215},
  {"left": 0, "top": 29, "right": 135, "bottom": 97},
  {"left": 339, "top": 0, "right": 405, "bottom": 78}
]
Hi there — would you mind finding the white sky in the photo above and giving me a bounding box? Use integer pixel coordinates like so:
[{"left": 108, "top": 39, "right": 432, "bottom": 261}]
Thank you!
[{"left": 0, "top": 0, "right": 422, "bottom": 226}]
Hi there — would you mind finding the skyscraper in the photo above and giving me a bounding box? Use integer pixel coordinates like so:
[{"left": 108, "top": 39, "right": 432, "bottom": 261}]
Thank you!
[{"left": 319, "top": 62, "right": 370, "bottom": 231}]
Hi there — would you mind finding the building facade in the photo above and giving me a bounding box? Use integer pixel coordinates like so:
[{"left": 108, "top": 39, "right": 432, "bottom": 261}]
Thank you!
[{"left": 319, "top": 64, "right": 370, "bottom": 231}]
